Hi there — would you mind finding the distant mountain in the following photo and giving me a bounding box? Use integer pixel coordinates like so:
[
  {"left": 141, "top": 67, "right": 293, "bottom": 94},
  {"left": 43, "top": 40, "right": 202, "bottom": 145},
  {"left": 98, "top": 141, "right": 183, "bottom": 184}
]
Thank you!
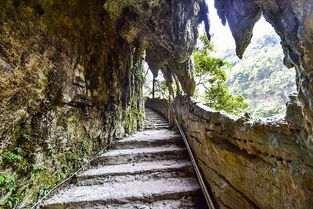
[{"left": 222, "top": 32, "right": 297, "bottom": 118}]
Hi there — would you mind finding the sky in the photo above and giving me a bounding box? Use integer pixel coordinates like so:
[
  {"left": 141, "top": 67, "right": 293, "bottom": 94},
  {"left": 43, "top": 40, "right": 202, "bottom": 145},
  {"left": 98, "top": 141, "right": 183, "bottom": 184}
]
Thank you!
[{"left": 205, "top": 0, "right": 276, "bottom": 57}]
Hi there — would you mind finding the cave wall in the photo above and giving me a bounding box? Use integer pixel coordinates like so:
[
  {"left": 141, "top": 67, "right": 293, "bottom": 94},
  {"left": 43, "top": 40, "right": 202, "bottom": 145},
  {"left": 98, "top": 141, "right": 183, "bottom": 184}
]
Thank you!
[
  {"left": 147, "top": 96, "right": 313, "bottom": 209},
  {"left": 145, "top": 0, "right": 313, "bottom": 208},
  {"left": 1, "top": 0, "right": 313, "bottom": 208},
  {"left": 104, "top": 0, "right": 210, "bottom": 95},
  {"left": 0, "top": 0, "right": 145, "bottom": 207},
  {"left": 0, "top": 0, "right": 208, "bottom": 208}
]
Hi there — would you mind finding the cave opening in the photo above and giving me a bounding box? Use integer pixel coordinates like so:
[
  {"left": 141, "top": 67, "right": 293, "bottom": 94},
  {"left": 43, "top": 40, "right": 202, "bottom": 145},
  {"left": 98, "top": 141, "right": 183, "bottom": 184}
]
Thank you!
[
  {"left": 143, "top": 0, "right": 297, "bottom": 120},
  {"left": 207, "top": 14, "right": 297, "bottom": 119}
]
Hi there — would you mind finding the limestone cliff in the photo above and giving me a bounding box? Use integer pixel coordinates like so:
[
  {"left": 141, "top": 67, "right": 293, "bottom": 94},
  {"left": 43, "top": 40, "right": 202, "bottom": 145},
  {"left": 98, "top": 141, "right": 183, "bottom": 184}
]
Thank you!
[
  {"left": 0, "top": 0, "right": 207, "bottom": 208},
  {"left": 1, "top": 0, "right": 313, "bottom": 208},
  {"left": 214, "top": 0, "right": 313, "bottom": 154},
  {"left": 0, "top": 0, "right": 148, "bottom": 207}
]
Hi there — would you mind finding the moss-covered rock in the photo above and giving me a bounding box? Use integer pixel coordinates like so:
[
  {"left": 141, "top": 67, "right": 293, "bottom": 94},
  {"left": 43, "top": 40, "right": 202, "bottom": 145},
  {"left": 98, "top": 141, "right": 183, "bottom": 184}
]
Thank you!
[{"left": 0, "top": 0, "right": 145, "bottom": 208}]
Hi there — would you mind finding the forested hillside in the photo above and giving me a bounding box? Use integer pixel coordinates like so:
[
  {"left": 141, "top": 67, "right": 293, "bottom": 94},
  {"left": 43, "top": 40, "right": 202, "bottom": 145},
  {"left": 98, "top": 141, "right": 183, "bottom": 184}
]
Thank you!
[{"left": 223, "top": 32, "right": 297, "bottom": 118}]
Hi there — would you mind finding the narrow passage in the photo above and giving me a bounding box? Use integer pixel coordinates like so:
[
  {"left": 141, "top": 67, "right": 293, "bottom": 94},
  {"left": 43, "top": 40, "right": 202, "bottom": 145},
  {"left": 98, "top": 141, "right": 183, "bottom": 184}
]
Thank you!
[{"left": 41, "top": 108, "right": 207, "bottom": 209}]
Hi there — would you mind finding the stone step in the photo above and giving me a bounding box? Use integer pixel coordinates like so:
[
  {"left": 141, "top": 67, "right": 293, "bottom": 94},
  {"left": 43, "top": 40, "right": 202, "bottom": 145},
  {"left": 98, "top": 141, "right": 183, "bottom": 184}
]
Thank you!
[
  {"left": 145, "top": 121, "right": 168, "bottom": 124},
  {"left": 92, "top": 146, "right": 188, "bottom": 166},
  {"left": 77, "top": 170, "right": 195, "bottom": 186},
  {"left": 145, "top": 120, "right": 167, "bottom": 123},
  {"left": 71, "top": 196, "right": 207, "bottom": 209},
  {"left": 145, "top": 123, "right": 168, "bottom": 126},
  {"left": 145, "top": 119, "right": 167, "bottom": 122},
  {"left": 145, "top": 114, "right": 165, "bottom": 119},
  {"left": 145, "top": 126, "right": 169, "bottom": 130},
  {"left": 145, "top": 114, "right": 165, "bottom": 118},
  {"left": 145, "top": 123, "right": 169, "bottom": 126},
  {"left": 41, "top": 108, "right": 207, "bottom": 209},
  {"left": 42, "top": 177, "right": 201, "bottom": 209},
  {"left": 112, "top": 131, "right": 182, "bottom": 149},
  {"left": 145, "top": 118, "right": 167, "bottom": 121},
  {"left": 76, "top": 160, "right": 194, "bottom": 186},
  {"left": 145, "top": 115, "right": 165, "bottom": 117}
]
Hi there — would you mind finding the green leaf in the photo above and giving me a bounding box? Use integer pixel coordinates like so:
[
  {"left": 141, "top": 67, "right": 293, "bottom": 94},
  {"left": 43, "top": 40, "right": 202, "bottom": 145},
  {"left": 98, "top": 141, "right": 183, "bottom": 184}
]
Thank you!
[
  {"left": 0, "top": 175, "right": 4, "bottom": 184},
  {"left": 193, "top": 35, "right": 248, "bottom": 115},
  {"left": 14, "top": 147, "right": 22, "bottom": 154}
]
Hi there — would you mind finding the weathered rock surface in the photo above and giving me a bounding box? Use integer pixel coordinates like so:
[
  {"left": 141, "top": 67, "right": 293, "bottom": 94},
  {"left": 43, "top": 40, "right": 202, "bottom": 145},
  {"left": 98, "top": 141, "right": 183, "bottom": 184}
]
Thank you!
[
  {"left": 0, "top": 0, "right": 207, "bottom": 207},
  {"left": 104, "top": 0, "right": 210, "bottom": 95},
  {"left": 0, "top": 1, "right": 145, "bottom": 207},
  {"left": 215, "top": 0, "right": 313, "bottom": 154},
  {"left": 40, "top": 108, "right": 207, "bottom": 209},
  {"left": 1, "top": 0, "right": 313, "bottom": 208},
  {"left": 146, "top": 97, "right": 313, "bottom": 209},
  {"left": 214, "top": 0, "right": 262, "bottom": 58}
]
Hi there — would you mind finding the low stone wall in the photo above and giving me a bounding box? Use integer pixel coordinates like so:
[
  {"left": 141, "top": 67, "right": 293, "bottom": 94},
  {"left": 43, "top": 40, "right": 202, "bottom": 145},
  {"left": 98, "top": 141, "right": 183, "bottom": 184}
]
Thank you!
[{"left": 147, "top": 96, "right": 313, "bottom": 209}]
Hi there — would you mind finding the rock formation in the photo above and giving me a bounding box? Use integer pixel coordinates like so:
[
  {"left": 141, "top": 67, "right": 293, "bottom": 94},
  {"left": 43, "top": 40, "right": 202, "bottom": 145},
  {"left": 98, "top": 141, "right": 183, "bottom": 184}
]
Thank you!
[
  {"left": 214, "top": 0, "right": 313, "bottom": 154},
  {"left": 0, "top": 0, "right": 208, "bottom": 207},
  {"left": 147, "top": 96, "right": 313, "bottom": 209},
  {"left": 0, "top": 0, "right": 148, "bottom": 206},
  {"left": 1, "top": 0, "right": 313, "bottom": 208}
]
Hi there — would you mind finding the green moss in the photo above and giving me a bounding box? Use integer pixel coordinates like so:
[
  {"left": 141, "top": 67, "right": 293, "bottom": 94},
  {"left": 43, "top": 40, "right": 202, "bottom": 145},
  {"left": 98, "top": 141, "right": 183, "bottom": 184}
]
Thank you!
[
  {"left": 5, "top": 153, "right": 22, "bottom": 164},
  {"left": 124, "top": 102, "right": 145, "bottom": 134},
  {"left": 0, "top": 135, "right": 98, "bottom": 208},
  {"left": 135, "top": 70, "right": 144, "bottom": 82},
  {"left": 0, "top": 107, "right": 101, "bottom": 208}
]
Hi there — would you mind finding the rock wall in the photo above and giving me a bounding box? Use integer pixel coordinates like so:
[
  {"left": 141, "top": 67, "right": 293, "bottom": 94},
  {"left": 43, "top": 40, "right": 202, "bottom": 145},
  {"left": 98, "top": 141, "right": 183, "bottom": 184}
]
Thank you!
[
  {"left": 0, "top": 0, "right": 208, "bottom": 208},
  {"left": 0, "top": 1, "right": 146, "bottom": 208},
  {"left": 104, "top": 0, "right": 210, "bottom": 95},
  {"left": 1, "top": 0, "right": 313, "bottom": 208},
  {"left": 214, "top": 0, "right": 313, "bottom": 153},
  {"left": 147, "top": 96, "right": 313, "bottom": 209}
]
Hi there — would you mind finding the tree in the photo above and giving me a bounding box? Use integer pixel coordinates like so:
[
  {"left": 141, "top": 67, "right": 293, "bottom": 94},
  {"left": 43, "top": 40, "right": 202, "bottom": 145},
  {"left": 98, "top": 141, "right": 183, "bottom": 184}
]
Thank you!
[{"left": 193, "top": 35, "right": 248, "bottom": 115}]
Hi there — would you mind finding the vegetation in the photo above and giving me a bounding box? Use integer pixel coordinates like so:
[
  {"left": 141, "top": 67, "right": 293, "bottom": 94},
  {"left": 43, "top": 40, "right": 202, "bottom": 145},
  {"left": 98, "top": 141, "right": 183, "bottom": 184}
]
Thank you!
[
  {"left": 143, "top": 36, "right": 248, "bottom": 116},
  {"left": 5, "top": 149, "right": 23, "bottom": 164},
  {"left": 143, "top": 32, "right": 296, "bottom": 119},
  {"left": 224, "top": 32, "right": 296, "bottom": 118},
  {"left": 143, "top": 69, "right": 171, "bottom": 100},
  {"left": 193, "top": 36, "right": 248, "bottom": 115}
]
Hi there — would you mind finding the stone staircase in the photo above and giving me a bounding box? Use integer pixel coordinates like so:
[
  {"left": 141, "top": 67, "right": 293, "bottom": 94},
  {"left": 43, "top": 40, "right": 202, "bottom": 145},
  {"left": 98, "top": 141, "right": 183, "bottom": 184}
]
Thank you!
[
  {"left": 144, "top": 108, "right": 170, "bottom": 130},
  {"left": 41, "top": 108, "right": 207, "bottom": 209}
]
